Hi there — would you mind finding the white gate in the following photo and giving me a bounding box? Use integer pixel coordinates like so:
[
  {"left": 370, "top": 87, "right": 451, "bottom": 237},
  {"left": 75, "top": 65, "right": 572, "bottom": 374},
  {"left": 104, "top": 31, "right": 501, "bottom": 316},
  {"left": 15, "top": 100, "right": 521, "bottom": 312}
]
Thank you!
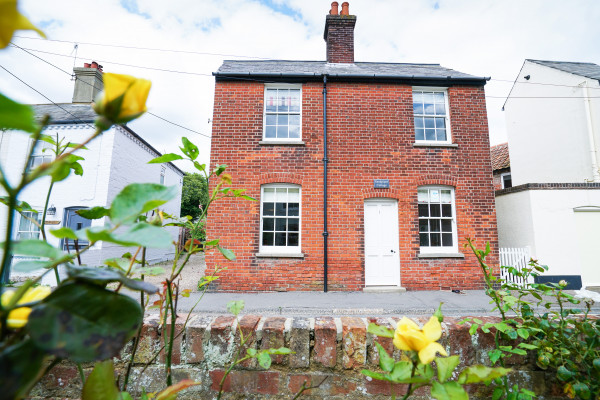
[{"left": 499, "top": 247, "right": 532, "bottom": 287}]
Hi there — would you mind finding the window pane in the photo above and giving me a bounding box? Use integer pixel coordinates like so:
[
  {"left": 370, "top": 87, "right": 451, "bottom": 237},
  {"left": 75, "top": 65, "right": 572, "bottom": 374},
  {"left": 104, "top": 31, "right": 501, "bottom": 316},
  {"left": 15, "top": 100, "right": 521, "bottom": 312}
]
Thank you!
[
  {"left": 419, "top": 219, "right": 428, "bottom": 232},
  {"left": 288, "top": 188, "right": 300, "bottom": 202},
  {"left": 441, "top": 219, "right": 452, "bottom": 232},
  {"left": 413, "top": 91, "right": 423, "bottom": 103},
  {"left": 262, "top": 232, "right": 274, "bottom": 246},
  {"left": 277, "top": 93, "right": 289, "bottom": 112},
  {"left": 276, "top": 125, "right": 288, "bottom": 138},
  {"left": 436, "top": 129, "right": 447, "bottom": 141},
  {"left": 425, "top": 129, "right": 435, "bottom": 141},
  {"left": 289, "top": 114, "right": 300, "bottom": 127},
  {"left": 430, "top": 204, "right": 441, "bottom": 217},
  {"left": 423, "top": 92, "right": 434, "bottom": 104},
  {"left": 442, "top": 233, "right": 453, "bottom": 246},
  {"left": 424, "top": 103, "right": 435, "bottom": 114},
  {"left": 434, "top": 92, "right": 445, "bottom": 102},
  {"left": 413, "top": 103, "right": 423, "bottom": 114},
  {"left": 275, "top": 232, "right": 286, "bottom": 246},
  {"left": 266, "top": 89, "right": 277, "bottom": 112},
  {"left": 435, "top": 118, "right": 446, "bottom": 129},
  {"left": 289, "top": 90, "right": 300, "bottom": 112},
  {"left": 288, "top": 202, "right": 299, "bottom": 216},
  {"left": 277, "top": 114, "right": 288, "bottom": 126},
  {"left": 266, "top": 114, "right": 277, "bottom": 125},
  {"left": 288, "top": 218, "right": 299, "bottom": 232},
  {"left": 263, "top": 218, "right": 274, "bottom": 231},
  {"left": 414, "top": 117, "right": 424, "bottom": 128},
  {"left": 430, "top": 219, "right": 440, "bottom": 232},
  {"left": 430, "top": 189, "right": 440, "bottom": 202},
  {"left": 441, "top": 190, "right": 451, "bottom": 203},
  {"left": 275, "top": 218, "right": 286, "bottom": 231},
  {"left": 275, "top": 203, "right": 287, "bottom": 216},
  {"left": 18, "top": 215, "right": 31, "bottom": 231},
  {"left": 431, "top": 233, "right": 441, "bottom": 246},
  {"left": 442, "top": 204, "right": 452, "bottom": 217},
  {"left": 289, "top": 125, "right": 300, "bottom": 138},
  {"left": 263, "top": 202, "right": 274, "bottom": 216},
  {"left": 265, "top": 126, "right": 276, "bottom": 138},
  {"left": 263, "top": 188, "right": 275, "bottom": 201},
  {"left": 434, "top": 103, "right": 446, "bottom": 115},
  {"left": 288, "top": 232, "right": 299, "bottom": 246},
  {"left": 420, "top": 233, "right": 429, "bottom": 246},
  {"left": 418, "top": 204, "right": 429, "bottom": 217},
  {"left": 418, "top": 190, "right": 428, "bottom": 202},
  {"left": 415, "top": 129, "right": 425, "bottom": 141},
  {"left": 424, "top": 118, "right": 435, "bottom": 128}
]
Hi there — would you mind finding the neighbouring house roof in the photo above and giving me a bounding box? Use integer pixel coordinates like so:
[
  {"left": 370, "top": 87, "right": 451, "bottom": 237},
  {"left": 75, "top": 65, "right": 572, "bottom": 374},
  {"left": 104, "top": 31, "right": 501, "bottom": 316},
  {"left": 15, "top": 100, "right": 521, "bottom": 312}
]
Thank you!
[
  {"left": 214, "top": 60, "right": 489, "bottom": 85},
  {"left": 31, "top": 103, "right": 185, "bottom": 177},
  {"left": 527, "top": 60, "right": 600, "bottom": 82},
  {"left": 490, "top": 142, "right": 510, "bottom": 171}
]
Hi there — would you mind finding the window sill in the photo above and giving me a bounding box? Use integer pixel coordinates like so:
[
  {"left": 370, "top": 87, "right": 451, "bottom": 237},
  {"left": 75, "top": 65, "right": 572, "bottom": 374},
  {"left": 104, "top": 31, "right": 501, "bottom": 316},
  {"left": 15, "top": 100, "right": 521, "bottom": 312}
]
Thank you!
[
  {"left": 256, "top": 252, "right": 305, "bottom": 258},
  {"left": 413, "top": 142, "right": 458, "bottom": 148},
  {"left": 259, "top": 140, "right": 305, "bottom": 146},
  {"left": 418, "top": 252, "right": 465, "bottom": 259}
]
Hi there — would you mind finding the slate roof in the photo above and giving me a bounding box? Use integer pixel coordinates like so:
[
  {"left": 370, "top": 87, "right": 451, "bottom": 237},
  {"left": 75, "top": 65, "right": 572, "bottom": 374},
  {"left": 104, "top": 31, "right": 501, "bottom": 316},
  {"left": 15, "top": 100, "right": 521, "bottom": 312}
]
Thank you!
[
  {"left": 527, "top": 60, "right": 600, "bottom": 81},
  {"left": 490, "top": 142, "right": 510, "bottom": 171},
  {"left": 214, "top": 60, "right": 488, "bottom": 84},
  {"left": 32, "top": 103, "right": 96, "bottom": 124}
]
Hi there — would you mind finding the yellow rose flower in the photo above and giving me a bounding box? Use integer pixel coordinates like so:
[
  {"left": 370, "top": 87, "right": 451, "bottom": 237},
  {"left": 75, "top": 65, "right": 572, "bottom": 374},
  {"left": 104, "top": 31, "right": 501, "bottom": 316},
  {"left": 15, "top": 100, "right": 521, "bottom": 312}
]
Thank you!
[
  {"left": 94, "top": 73, "right": 152, "bottom": 126},
  {"left": 0, "top": 0, "right": 46, "bottom": 48},
  {"left": 1, "top": 286, "right": 51, "bottom": 328},
  {"left": 393, "top": 316, "right": 448, "bottom": 364}
]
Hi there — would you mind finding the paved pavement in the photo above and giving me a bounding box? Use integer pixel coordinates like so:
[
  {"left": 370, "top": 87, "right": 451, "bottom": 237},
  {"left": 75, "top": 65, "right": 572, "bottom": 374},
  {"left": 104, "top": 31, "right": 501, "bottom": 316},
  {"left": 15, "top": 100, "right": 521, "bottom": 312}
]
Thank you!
[{"left": 150, "top": 289, "right": 600, "bottom": 317}]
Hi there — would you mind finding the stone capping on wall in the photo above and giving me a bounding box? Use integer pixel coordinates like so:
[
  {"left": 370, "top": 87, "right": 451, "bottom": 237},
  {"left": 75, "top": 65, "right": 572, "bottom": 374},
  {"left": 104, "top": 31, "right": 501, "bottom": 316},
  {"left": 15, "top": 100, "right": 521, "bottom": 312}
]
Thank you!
[
  {"left": 34, "top": 314, "right": 569, "bottom": 398},
  {"left": 496, "top": 182, "right": 600, "bottom": 196}
]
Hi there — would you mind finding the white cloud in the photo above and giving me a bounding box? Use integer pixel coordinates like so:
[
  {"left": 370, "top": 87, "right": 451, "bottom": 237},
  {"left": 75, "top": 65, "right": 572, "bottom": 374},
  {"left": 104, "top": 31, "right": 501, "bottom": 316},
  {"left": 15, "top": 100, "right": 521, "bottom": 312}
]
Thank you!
[{"left": 1, "top": 0, "right": 599, "bottom": 172}]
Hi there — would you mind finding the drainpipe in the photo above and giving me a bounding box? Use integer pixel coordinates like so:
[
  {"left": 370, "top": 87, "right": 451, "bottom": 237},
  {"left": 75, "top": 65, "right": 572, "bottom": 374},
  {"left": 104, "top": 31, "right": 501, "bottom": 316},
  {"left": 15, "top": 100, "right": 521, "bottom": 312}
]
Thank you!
[
  {"left": 582, "top": 80, "right": 600, "bottom": 182},
  {"left": 322, "top": 75, "right": 329, "bottom": 292}
]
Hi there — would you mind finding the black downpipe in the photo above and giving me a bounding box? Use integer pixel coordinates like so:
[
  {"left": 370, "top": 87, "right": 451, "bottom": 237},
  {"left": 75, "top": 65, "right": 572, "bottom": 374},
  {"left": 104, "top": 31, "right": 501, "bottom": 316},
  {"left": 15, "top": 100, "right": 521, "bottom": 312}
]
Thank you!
[{"left": 322, "top": 75, "right": 329, "bottom": 292}]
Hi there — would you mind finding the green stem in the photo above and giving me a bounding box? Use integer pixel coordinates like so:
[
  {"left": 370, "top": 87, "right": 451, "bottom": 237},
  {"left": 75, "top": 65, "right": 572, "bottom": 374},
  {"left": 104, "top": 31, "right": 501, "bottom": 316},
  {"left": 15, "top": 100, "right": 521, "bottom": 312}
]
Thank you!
[
  {"left": 40, "top": 181, "right": 54, "bottom": 242},
  {"left": 400, "top": 362, "right": 418, "bottom": 400},
  {"left": 77, "top": 363, "right": 85, "bottom": 385},
  {"left": 164, "top": 279, "right": 177, "bottom": 386}
]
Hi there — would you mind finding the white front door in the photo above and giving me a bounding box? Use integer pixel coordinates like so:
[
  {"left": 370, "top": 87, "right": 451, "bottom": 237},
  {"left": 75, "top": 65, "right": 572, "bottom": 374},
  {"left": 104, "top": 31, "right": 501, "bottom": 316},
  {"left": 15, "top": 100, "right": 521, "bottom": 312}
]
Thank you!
[{"left": 364, "top": 199, "right": 400, "bottom": 286}]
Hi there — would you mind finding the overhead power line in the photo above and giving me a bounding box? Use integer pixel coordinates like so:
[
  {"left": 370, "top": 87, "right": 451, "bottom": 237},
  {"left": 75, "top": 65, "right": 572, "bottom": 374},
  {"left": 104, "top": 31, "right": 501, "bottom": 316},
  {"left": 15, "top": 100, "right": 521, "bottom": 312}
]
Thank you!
[
  {"left": 9, "top": 42, "right": 211, "bottom": 138},
  {"left": 13, "top": 34, "right": 272, "bottom": 60}
]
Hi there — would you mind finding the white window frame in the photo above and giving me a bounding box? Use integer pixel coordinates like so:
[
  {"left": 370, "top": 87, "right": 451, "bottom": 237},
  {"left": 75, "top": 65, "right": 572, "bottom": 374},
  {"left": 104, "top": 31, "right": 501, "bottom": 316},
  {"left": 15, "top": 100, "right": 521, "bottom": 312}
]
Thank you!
[
  {"left": 27, "top": 140, "right": 53, "bottom": 170},
  {"left": 412, "top": 87, "right": 452, "bottom": 144},
  {"left": 501, "top": 172, "right": 512, "bottom": 189},
  {"left": 263, "top": 83, "right": 302, "bottom": 142},
  {"left": 417, "top": 186, "right": 458, "bottom": 254},
  {"left": 259, "top": 183, "right": 301, "bottom": 254},
  {"left": 16, "top": 210, "right": 41, "bottom": 240}
]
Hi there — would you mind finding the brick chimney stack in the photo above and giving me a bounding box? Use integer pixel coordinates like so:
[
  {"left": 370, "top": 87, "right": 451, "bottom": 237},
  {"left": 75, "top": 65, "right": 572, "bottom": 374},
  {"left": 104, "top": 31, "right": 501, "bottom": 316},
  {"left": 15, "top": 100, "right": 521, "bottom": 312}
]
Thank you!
[
  {"left": 323, "top": 2, "right": 356, "bottom": 63},
  {"left": 72, "top": 61, "right": 104, "bottom": 103}
]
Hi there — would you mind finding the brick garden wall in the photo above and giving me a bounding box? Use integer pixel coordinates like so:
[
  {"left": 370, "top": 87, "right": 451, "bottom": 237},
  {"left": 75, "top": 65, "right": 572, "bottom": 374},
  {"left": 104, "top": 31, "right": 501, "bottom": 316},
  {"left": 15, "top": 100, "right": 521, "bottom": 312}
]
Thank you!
[
  {"left": 32, "top": 314, "right": 563, "bottom": 399},
  {"left": 206, "top": 80, "right": 499, "bottom": 291}
]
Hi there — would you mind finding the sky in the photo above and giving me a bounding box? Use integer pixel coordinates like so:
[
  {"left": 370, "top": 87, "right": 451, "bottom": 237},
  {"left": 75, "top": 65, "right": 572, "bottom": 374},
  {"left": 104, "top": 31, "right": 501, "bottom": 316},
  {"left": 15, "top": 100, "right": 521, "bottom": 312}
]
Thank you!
[{"left": 1, "top": 0, "right": 599, "bottom": 172}]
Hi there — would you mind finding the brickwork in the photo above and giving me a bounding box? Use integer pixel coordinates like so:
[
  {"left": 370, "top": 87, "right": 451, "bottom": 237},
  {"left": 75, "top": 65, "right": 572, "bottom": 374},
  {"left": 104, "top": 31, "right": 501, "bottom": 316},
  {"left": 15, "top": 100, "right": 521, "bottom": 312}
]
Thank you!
[
  {"left": 324, "top": 15, "right": 356, "bottom": 63},
  {"left": 206, "top": 79, "right": 499, "bottom": 291},
  {"left": 32, "top": 314, "right": 566, "bottom": 399}
]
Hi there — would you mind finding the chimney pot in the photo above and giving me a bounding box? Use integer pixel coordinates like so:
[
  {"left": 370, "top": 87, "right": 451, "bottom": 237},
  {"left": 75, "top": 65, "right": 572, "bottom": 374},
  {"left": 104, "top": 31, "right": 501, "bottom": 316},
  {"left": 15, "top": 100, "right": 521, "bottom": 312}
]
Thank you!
[
  {"left": 83, "top": 62, "right": 91, "bottom": 68},
  {"left": 91, "top": 61, "right": 99, "bottom": 69},
  {"left": 340, "top": 2, "right": 349, "bottom": 15},
  {"left": 329, "top": 2, "right": 339, "bottom": 15},
  {"left": 72, "top": 62, "right": 104, "bottom": 103}
]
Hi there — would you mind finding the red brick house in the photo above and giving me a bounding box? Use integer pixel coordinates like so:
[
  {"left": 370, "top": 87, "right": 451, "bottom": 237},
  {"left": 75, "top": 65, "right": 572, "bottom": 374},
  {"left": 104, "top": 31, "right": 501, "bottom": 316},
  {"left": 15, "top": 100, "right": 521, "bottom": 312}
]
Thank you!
[
  {"left": 206, "top": 2, "right": 498, "bottom": 291},
  {"left": 491, "top": 143, "right": 511, "bottom": 190}
]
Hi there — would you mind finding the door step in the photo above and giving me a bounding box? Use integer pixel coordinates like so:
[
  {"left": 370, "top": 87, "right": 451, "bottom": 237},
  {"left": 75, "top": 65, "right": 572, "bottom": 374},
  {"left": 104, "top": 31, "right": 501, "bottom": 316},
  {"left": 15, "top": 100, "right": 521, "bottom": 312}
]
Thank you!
[{"left": 363, "top": 286, "right": 406, "bottom": 293}]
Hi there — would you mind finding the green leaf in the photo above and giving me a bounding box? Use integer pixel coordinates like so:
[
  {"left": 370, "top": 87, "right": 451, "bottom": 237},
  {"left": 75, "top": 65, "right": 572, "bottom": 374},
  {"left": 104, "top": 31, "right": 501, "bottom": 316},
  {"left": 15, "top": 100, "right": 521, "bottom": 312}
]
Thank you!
[
  {"left": 120, "top": 393, "right": 134, "bottom": 400},
  {"left": 112, "top": 223, "right": 173, "bottom": 248},
  {"left": 50, "top": 227, "right": 78, "bottom": 240},
  {"left": 492, "top": 387, "right": 504, "bottom": 400},
  {"left": 390, "top": 361, "right": 413, "bottom": 382},
  {"left": 76, "top": 207, "right": 110, "bottom": 220},
  {"left": 264, "top": 347, "right": 293, "bottom": 355},
  {"left": 213, "top": 164, "right": 227, "bottom": 176},
  {"left": 0, "top": 197, "right": 36, "bottom": 213},
  {"left": 361, "top": 369, "right": 389, "bottom": 381},
  {"left": 458, "top": 365, "right": 512, "bottom": 384},
  {"left": 375, "top": 342, "right": 394, "bottom": 372},
  {"left": 0, "top": 93, "right": 38, "bottom": 133},
  {"left": 227, "top": 300, "right": 244, "bottom": 316},
  {"left": 12, "top": 239, "right": 62, "bottom": 259},
  {"left": 557, "top": 366, "right": 575, "bottom": 382},
  {"left": 28, "top": 282, "right": 143, "bottom": 363},
  {"left": 436, "top": 355, "right": 461, "bottom": 383},
  {"left": 247, "top": 348, "right": 257, "bottom": 357},
  {"left": 180, "top": 137, "right": 199, "bottom": 160},
  {"left": 110, "top": 183, "right": 178, "bottom": 224},
  {"left": 131, "top": 266, "right": 165, "bottom": 276},
  {"left": 82, "top": 360, "right": 120, "bottom": 400},
  {"left": 469, "top": 323, "right": 479, "bottom": 335},
  {"left": 434, "top": 302, "right": 444, "bottom": 322},
  {"left": 217, "top": 246, "right": 236, "bottom": 261},
  {"left": 257, "top": 351, "right": 272, "bottom": 369},
  {"left": 204, "top": 239, "right": 220, "bottom": 246},
  {"left": 573, "top": 382, "right": 591, "bottom": 400},
  {"left": 593, "top": 358, "right": 600, "bottom": 372},
  {"left": 367, "top": 322, "right": 394, "bottom": 338},
  {"left": 66, "top": 265, "right": 159, "bottom": 294},
  {"left": 12, "top": 260, "right": 52, "bottom": 273},
  {"left": 0, "top": 339, "right": 47, "bottom": 400},
  {"left": 431, "top": 381, "right": 468, "bottom": 400},
  {"left": 507, "top": 348, "right": 527, "bottom": 356},
  {"left": 517, "top": 343, "right": 538, "bottom": 350},
  {"left": 148, "top": 153, "right": 184, "bottom": 164},
  {"left": 193, "top": 161, "right": 206, "bottom": 172},
  {"left": 516, "top": 328, "right": 529, "bottom": 340},
  {"left": 155, "top": 380, "right": 201, "bottom": 400}
]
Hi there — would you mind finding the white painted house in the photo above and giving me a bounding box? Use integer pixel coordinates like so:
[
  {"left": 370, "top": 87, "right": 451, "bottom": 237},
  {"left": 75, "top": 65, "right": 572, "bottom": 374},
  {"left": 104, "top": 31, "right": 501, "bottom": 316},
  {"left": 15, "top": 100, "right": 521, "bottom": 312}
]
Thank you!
[
  {"left": 497, "top": 59, "right": 600, "bottom": 289},
  {"left": 0, "top": 64, "right": 184, "bottom": 284}
]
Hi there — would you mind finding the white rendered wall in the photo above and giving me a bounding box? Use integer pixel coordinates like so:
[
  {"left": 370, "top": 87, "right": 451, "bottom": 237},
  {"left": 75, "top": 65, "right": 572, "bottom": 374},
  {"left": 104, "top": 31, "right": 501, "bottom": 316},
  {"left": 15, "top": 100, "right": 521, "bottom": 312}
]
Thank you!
[
  {"left": 496, "top": 189, "right": 600, "bottom": 286},
  {"left": 504, "top": 61, "right": 600, "bottom": 185}
]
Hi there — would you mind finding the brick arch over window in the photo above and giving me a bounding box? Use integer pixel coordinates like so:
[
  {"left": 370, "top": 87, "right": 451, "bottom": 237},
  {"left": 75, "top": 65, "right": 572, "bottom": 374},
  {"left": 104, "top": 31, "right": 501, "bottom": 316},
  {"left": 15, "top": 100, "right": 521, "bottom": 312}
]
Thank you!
[
  {"left": 259, "top": 173, "right": 304, "bottom": 186},
  {"left": 361, "top": 188, "right": 401, "bottom": 200},
  {"left": 413, "top": 174, "right": 458, "bottom": 188}
]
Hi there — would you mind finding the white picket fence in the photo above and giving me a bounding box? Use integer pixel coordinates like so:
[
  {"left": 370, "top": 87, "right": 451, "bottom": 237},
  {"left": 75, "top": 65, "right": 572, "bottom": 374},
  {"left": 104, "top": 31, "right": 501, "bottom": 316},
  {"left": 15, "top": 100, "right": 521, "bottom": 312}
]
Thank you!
[{"left": 499, "top": 247, "right": 533, "bottom": 287}]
